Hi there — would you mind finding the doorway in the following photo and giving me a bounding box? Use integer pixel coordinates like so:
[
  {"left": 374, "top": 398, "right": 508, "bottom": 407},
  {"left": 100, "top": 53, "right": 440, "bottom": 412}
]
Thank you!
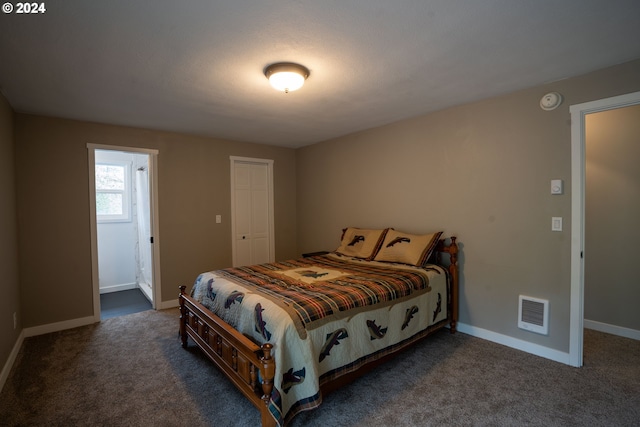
[
  {"left": 584, "top": 105, "right": 640, "bottom": 339},
  {"left": 569, "top": 90, "right": 640, "bottom": 367},
  {"left": 88, "top": 145, "right": 161, "bottom": 321}
]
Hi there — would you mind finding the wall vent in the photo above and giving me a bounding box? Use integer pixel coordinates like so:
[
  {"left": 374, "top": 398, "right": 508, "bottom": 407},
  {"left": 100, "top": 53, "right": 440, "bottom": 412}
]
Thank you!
[{"left": 518, "top": 295, "right": 549, "bottom": 335}]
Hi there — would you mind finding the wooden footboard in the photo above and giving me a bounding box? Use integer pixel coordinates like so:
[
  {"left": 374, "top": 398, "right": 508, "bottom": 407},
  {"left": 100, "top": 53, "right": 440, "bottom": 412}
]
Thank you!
[
  {"left": 178, "top": 286, "right": 277, "bottom": 427},
  {"left": 179, "top": 237, "right": 459, "bottom": 427}
]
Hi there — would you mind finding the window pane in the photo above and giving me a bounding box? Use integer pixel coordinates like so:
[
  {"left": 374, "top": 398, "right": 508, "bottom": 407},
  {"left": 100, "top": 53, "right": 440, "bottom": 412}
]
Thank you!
[
  {"left": 96, "top": 193, "right": 123, "bottom": 215},
  {"left": 96, "top": 165, "right": 125, "bottom": 190}
]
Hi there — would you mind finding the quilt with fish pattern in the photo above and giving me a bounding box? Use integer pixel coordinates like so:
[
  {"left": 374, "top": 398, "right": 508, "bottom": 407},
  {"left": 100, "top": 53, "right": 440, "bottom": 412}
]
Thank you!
[{"left": 190, "top": 253, "right": 449, "bottom": 426}]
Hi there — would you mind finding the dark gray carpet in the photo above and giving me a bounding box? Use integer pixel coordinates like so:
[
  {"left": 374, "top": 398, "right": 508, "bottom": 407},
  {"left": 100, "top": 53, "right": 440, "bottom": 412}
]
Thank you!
[{"left": 1, "top": 308, "right": 638, "bottom": 426}]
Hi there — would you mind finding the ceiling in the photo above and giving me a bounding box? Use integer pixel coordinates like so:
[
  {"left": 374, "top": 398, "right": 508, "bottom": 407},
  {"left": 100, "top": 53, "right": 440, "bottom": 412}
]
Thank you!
[{"left": 1, "top": 1, "right": 639, "bottom": 148}]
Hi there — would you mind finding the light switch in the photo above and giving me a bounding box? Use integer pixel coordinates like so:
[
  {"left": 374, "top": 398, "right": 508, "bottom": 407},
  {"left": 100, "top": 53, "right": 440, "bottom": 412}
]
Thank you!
[
  {"left": 552, "top": 217, "right": 562, "bottom": 231},
  {"left": 215, "top": 215, "right": 221, "bottom": 224},
  {"left": 551, "top": 179, "right": 563, "bottom": 195}
]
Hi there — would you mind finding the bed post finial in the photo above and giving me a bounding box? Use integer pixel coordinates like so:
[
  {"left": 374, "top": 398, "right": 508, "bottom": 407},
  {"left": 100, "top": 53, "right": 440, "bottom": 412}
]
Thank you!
[
  {"left": 179, "top": 286, "right": 188, "bottom": 348},
  {"left": 449, "top": 236, "right": 458, "bottom": 266}
]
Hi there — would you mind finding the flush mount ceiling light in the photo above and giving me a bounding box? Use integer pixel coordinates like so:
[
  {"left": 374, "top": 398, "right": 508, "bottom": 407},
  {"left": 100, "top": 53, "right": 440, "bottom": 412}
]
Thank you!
[{"left": 264, "top": 62, "right": 309, "bottom": 93}]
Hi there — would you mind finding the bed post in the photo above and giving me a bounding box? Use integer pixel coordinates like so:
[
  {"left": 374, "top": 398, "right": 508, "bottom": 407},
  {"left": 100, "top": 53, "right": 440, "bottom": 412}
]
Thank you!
[
  {"left": 260, "top": 343, "right": 276, "bottom": 427},
  {"left": 447, "top": 237, "right": 459, "bottom": 334},
  {"left": 179, "top": 285, "right": 188, "bottom": 348},
  {"left": 260, "top": 343, "right": 275, "bottom": 401}
]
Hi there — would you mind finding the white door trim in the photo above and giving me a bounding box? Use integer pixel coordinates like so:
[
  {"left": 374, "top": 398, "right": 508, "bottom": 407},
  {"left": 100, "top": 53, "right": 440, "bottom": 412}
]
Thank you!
[
  {"left": 569, "top": 90, "right": 640, "bottom": 367},
  {"left": 230, "top": 156, "right": 275, "bottom": 267},
  {"left": 87, "top": 144, "right": 161, "bottom": 320}
]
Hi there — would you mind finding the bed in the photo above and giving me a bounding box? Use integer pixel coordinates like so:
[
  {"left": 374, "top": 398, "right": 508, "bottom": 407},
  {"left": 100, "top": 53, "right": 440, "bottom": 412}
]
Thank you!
[{"left": 179, "top": 228, "right": 459, "bottom": 426}]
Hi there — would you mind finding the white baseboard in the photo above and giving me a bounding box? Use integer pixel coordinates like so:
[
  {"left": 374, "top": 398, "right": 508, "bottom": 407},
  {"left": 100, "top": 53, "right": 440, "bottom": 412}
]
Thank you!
[
  {"left": 159, "top": 299, "right": 179, "bottom": 310},
  {"left": 0, "top": 330, "right": 25, "bottom": 393},
  {"left": 23, "top": 316, "right": 96, "bottom": 338},
  {"left": 584, "top": 319, "right": 640, "bottom": 341},
  {"left": 99, "top": 282, "right": 138, "bottom": 294},
  {"left": 457, "top": 322, "right": 571, "bottom": 365}
]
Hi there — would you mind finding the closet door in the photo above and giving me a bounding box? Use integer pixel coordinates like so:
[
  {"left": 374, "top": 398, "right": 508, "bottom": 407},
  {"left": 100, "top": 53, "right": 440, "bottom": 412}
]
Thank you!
[{"left": 231, "top": 157, "right": 274, "bottom": 267}]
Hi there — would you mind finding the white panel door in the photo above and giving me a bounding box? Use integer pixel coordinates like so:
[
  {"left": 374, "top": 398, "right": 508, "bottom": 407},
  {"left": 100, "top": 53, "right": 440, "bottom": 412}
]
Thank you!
[
  {"left": 231, "top": 158, "right": 274, "bottom": 267},
  {"left": 234, "top": 163, "right": 252, "bottom": 266},
  {"left": 250, "top": 164, "right": 270, "bottom": 264}
]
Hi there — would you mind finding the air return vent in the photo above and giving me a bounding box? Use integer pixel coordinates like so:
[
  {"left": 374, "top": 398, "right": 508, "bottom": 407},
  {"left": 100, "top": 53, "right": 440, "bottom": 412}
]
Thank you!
[{"left": 518, "top": 295, "right": 549, "bottom": 335}]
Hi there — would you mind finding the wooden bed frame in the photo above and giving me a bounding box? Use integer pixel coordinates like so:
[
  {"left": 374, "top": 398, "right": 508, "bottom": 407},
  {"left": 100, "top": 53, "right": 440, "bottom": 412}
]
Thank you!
[{"left": 179, "top": 237, "right": 458, "bottom": 427}]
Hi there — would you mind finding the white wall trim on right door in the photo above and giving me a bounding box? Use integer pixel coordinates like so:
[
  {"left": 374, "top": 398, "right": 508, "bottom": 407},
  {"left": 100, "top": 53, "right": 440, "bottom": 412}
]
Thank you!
[{"left": 584, "top": 319, "right": 640, "bottom": 341}]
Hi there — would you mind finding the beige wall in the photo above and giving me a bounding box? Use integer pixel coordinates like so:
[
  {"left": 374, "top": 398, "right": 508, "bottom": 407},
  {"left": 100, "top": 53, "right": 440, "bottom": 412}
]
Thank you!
[
  {"left": 0, "top": 94, "right": 20, "bottom": 367},
  {"left": 296, "top": 59, "right": 640, "bottom": 353},
  {"left": 585, "top": 104, "right": 640, "bottom": 330},
  {"left": 14, "top": 115, "right": 297, "bottom": 328}
]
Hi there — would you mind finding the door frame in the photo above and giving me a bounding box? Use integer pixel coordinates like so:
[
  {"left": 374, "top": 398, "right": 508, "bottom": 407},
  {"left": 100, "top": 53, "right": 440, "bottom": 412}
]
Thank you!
[
  {"left": 87, "top": 144, "right": 161, "bottom": 320},
  {"left": 569, "top": 90, "right": 640, "bottom": 367},
  {"left": 230, "top": 156, "right": 275, "bottom": 267}
]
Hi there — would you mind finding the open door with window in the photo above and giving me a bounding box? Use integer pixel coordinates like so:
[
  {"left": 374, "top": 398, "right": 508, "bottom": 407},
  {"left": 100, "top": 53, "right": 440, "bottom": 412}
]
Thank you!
[{"left": 88, "top": 144, "right": 161, "bottom": 321}]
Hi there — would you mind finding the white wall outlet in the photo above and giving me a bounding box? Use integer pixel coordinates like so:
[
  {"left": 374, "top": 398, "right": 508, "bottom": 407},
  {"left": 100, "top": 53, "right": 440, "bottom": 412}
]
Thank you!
[
  {"left": 552, "top": 217, "right": 563, "bottom": 231},
  {"left": 215, "top": 215, "right": 221, "bottom": 224},
  {"left": 551, "top": 179, "right": 563, "bottom": 195},
  {"left": 13, "top": 312, "right": 17, "bottom": 329}
]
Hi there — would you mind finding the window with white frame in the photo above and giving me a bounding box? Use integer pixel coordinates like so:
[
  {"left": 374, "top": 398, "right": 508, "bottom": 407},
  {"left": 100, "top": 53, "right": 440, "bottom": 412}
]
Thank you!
[{"left": 95, "top": 162, "right": 131, "bottom": 222}]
